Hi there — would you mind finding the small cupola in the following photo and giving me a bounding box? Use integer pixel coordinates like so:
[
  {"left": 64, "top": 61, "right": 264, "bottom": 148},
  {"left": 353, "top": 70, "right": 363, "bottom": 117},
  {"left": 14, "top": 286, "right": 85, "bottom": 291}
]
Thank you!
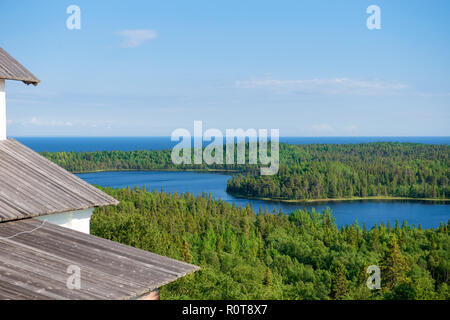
[{"left": 0, "top": 47, "right": 40, "bottom": 140}]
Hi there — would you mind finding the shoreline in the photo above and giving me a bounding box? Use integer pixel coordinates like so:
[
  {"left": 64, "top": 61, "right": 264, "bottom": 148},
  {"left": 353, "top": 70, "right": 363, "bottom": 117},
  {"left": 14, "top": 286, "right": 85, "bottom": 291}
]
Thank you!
[
  {"left": 72, "top": 168, "right": 449, "bottom": 204},
  {"left": 229, "top": 193, "right": 450, "bottom": 203},
  {"left": 73, "top": 168, "right": 244, "bottom": 174}
]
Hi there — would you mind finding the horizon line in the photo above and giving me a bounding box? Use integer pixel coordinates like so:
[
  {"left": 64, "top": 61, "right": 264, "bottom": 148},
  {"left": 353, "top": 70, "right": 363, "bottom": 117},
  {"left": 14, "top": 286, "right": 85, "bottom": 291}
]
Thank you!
[{"left": 10, "top": 135, "right": 450, "bottom": 139}]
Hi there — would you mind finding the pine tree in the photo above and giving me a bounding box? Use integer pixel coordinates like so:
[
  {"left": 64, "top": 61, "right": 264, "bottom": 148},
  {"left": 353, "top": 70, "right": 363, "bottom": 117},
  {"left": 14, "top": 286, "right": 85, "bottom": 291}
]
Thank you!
[
  {"left": 183, "top": 241, "right": 193, "bottom": 263},
  {"left": 332, "top": 262, "right": 349, "bottom": 299},
  {"left": 263, "top": 267, "right": 273, "bottom": 286},
  {"left": 216, "top": 236, "right": 223, "bottom": 255},
  {"left": 380, "top": 235, "right": 410, "bottom": 290}
]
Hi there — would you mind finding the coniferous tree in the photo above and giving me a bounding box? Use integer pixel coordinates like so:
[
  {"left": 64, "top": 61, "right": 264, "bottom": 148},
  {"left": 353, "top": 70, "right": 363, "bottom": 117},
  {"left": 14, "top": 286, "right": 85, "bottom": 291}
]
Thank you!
[
  {"left": 332, "top": 262, "right": 349, "bottom": 299},
  {"left": 380, "top": 235, "right": 410, "bottom": 290},
  {"left": 263, "top": 268, "right": 273, "bottom": 287},
  {"left": 183, "top": 240, "right": 193, "bottom": 263}
]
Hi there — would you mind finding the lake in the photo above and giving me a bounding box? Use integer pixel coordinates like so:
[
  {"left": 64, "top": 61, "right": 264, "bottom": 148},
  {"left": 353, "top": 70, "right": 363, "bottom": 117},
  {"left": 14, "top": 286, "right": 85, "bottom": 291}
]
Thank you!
[{"left": 77, "top": 171, "right": 449, "bottom": 229}]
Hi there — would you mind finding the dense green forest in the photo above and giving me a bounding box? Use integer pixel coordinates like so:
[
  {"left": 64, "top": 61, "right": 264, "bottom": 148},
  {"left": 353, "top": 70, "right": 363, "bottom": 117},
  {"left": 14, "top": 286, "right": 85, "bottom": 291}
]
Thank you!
[
  {"left": 227, "top": 143, "right": 450, "bottom": 200},
  {"left": 91, "top": 187, "right": 450, "bottom": 300},
  {"left": 41, "top": 148, "right": 253, "bottom": 172},
  {"left": 43, "top": 142, "right": 449, "bottom": 200}
]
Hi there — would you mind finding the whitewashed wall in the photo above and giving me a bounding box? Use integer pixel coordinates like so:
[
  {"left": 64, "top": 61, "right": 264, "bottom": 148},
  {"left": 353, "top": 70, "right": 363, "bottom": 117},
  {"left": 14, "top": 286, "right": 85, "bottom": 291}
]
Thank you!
[
  {"left": 0, "top": 79, "right": 6, "bottom": 141},
  {"left": 36, "top": 208, "right": 94, "bottom": 234}
]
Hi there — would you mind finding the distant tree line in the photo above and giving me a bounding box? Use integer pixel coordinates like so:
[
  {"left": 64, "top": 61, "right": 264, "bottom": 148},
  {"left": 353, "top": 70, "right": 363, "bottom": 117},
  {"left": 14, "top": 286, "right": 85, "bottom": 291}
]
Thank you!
[
  {"left": 42, "top": 142, "right": 449, "bottom": 200},
  {"left": 91, "top": 187, "right": 450, "bottom": 300},
  {"left": 41, "top": 148, "right": 256, "bottom": 173}
]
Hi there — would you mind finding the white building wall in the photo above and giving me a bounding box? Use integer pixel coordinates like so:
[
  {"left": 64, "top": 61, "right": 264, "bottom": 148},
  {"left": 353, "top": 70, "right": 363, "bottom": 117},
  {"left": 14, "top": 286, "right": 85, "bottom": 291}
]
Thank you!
[
  {"left": 36, "top": 208, "right": 95, "bottom": 234},
  {"left": 0, "top": 79, "right": 6, "bottom": 141}
]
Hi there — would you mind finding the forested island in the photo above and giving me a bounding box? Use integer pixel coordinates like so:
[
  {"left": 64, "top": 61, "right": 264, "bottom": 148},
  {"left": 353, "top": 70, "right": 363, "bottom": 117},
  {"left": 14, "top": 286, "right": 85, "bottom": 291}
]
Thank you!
[
  {"left": 91, "top": 187, "right": 450, "bottom": 300},
  {"left": 227, "top": 143, "right": 449, "bottom": 201},
  {"left": 42, "top": 142, "right": 449, "bottom": 201}
]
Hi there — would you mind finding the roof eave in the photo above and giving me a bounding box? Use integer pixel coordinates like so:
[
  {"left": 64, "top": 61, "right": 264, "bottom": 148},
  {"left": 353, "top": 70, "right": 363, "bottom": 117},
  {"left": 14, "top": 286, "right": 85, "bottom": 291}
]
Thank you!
[
  {"left": 23, "top": 80, "right": 40, "bottom": 86},
  {"left": 0, "top": 77, "right": 40, "bottom": 86}
]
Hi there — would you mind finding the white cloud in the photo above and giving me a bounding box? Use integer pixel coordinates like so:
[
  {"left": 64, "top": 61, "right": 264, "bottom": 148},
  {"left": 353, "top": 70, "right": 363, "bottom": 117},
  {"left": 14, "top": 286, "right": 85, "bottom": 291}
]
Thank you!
[
  {"left": 312, "top": 123, "right": 335, "bottom": 133},
  {"left": 117, "top": 29, "right": 158, "bottom": 48},
  {"left": 234, "top": 77, "right": 407, "bottom": 95},
  {"left": 343, "top": 125, "right": 358, "bottom": 132},
  {"left": 20, "top": 117, "right": 74, "bottom": 127},
  {"left": 8, "top": 117, "right": 116, "bottom": 130},
  {"left": 415, "top": 92, "right": 450, "bottom": 98}
]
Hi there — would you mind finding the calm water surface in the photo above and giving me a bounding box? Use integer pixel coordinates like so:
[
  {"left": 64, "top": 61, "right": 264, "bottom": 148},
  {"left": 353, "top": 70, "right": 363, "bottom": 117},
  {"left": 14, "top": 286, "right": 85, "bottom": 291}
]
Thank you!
[{"left": 77, "top": 171, "right": 449, "bottom": 229}]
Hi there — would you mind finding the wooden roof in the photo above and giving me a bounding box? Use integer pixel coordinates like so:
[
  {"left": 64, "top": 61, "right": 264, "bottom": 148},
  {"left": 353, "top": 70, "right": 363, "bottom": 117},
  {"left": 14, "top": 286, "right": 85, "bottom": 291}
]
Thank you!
[
  {"left": 0, "top": 139, "right": 119, "bottom": 222},
  {"left": 0, "top": 47, "right": 40, "bottom": 86},
  {"left": 0, "top": 218, "right": 199, "bottom": 300}
]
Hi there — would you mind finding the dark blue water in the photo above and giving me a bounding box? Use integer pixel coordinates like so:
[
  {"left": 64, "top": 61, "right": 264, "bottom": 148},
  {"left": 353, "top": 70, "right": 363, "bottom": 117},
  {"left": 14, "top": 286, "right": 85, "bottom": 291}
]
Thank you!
[
  {"left": 16, "top": 136, "right": 450, "bottom": 152},
  {"left": 77, "top": 171, "right": 449, "bottom": 229}
]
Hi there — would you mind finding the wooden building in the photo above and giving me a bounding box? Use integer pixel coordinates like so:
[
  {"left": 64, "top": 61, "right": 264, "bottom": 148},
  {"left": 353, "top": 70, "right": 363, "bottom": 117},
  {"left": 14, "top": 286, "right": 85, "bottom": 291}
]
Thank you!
[{"left": 0, "top": 47, "right": 199, "bottom": 300}]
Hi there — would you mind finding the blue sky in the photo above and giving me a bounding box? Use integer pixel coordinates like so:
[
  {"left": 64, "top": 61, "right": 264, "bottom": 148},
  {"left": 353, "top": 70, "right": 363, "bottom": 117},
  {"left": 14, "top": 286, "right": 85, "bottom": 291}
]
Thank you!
[{"left": 1, "top": 0, "right": 449, "bottom": 137}]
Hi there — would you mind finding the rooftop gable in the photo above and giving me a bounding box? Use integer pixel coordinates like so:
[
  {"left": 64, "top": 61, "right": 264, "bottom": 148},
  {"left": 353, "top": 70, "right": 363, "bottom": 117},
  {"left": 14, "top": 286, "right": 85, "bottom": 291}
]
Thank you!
[
  {"left": 0, "top": 47, "right": 40, "bottom": 86},
  {"left": 0, "top": 139, "right": 118, "bottom": 222}
]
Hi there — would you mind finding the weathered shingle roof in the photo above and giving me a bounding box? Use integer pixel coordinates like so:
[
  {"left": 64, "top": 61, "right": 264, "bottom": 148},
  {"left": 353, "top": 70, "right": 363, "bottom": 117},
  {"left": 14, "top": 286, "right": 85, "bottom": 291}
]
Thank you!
[
  {"left": 0, "top": 218, "right": 199, "bottom": 300},
  {"left": 0, "top": 139, "right": 119, "bottom": 222},
  {"left": 0, "top": 47, "right": 40, "bottom": 85}
]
